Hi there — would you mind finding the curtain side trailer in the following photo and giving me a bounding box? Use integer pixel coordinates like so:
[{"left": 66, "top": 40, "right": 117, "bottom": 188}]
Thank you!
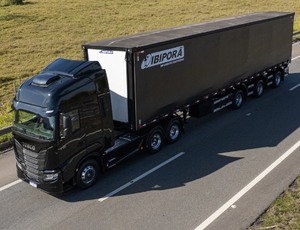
[
  {"left": 83, "top": 12, "right": 294, "bottom": 129},
  {"left": 12, "top": 12, "right": 294, "bottom": 194}
]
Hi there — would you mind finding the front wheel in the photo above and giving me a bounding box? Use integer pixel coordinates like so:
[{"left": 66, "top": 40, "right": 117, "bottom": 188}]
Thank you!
[{"left": 76, "top": 159, "right": 99, "bottom": 189}]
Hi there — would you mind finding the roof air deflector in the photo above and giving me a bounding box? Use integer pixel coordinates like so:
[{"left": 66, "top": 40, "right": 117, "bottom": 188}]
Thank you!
[{"left": 32, "top": 73, "right": 60, "bottom": 86}]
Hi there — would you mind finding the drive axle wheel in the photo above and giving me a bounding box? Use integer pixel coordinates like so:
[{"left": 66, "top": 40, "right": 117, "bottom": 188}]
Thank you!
[
  {"left": 76, "top": 159, "right": 99, "bottom": 189},
  {"left": 146, "top": 126, "right": 164, "bottom": 154},
  {"left": 165, "top": 118, "right": 182, "bottom": 143}
]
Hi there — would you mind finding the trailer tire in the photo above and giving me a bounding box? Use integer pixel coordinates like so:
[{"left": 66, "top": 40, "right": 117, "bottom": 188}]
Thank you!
[
  {"left": 146, "top": 126, "right": 164, "bottom": 154},
  {"left": 231, "top": 90, "right": 244, "bottom": 109},
  {"left": 165, "top": 118, "right": 182, "bottom": 144},
  {"left": 272, "top": 72, "right": 282, "bottom": 88},
  {"left": 254, "top": 79, "right": 264, "bottom": 97},
  {"left": 76, "top": 159, "right": 99, "bottom": 189}
]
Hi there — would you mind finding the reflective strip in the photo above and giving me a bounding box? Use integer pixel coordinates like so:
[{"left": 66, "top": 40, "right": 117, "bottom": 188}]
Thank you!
[{"left": 213, "top": 102, "right": 233, "bottom": 112}]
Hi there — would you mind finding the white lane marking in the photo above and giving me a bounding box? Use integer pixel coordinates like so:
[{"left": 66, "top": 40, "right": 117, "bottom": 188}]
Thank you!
[
  {"left": 98, "top": 152, "right": 185, "bottom": 202},
  {"left": 289, "top": 83, "right": 300, "bottom": 91},
  {"left": 292, "top": 55, "right": 300, "bottom": 61},
  {"left": 0, "top": 179, "right": 22, "bottom": 192},
  {"left": 195, "top": 140, "right": 300, "bottom": 230}
]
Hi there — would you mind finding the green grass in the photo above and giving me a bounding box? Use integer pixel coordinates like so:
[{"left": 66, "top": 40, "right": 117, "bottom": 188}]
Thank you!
[
  {"left": 249, "top": 177, "right": 300, "bottom": 229},
  {"left": 1, "top": 0, "right": 300, "bottom": 132}
]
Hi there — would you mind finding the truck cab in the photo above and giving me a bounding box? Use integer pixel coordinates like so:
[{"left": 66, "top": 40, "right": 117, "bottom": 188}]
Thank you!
[{"left": 12, "top": 58, "right": 114, "bottom": 194}]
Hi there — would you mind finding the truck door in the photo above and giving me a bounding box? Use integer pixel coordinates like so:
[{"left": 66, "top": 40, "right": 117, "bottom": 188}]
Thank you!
[
  {"left": 80, "top": 98, "right": 105, "bottom": 152},
  {"left": 58, "top": 109, "right": 86, "bottom": 165}
]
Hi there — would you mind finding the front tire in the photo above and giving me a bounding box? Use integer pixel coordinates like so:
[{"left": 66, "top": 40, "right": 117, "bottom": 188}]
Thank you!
[{"left": 76, "top": 159, "right": 99, "bottom": 189}]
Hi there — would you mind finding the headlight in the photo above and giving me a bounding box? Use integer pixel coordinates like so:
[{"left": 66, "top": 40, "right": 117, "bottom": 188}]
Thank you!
[{"left": 43, "top": 170, "right": 59, "bottom": 182}]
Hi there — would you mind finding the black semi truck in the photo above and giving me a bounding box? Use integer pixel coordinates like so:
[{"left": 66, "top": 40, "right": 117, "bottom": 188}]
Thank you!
[{"left": 12, "top": 12, "right": 294, "bottom": 194}]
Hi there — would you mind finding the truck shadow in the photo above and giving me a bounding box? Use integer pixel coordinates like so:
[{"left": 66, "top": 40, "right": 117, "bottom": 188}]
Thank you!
[{"left": 62, "top": 72, "right": 300, "bottom": 202}]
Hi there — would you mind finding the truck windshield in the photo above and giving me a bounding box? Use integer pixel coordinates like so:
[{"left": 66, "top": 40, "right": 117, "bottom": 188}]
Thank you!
[{"left": 14, "top": 110, "right": 55, "bottom": 140}]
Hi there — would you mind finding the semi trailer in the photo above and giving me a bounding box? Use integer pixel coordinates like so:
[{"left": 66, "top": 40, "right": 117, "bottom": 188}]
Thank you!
[{"left": 12, "top": 12, "right": 294, "bottom": 194}]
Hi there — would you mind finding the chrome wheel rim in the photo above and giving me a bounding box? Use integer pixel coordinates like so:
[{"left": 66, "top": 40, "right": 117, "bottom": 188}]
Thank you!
[
  {"left": 274, "top": 74, "right": 281, "bottom": 86},
  {"left": 169, "top": 124, "right": 180, "bottom": 141},
  {"left": 257, "top": 82, "right": 263, "bottom": 95},
  {"left": 235, "top": 93, "right": 243, "bottom": 107},
  {"left": 151, "top": 133, "right": 162, "bottom": 150},
  {"left": 81, "top": 166, "right": 96, "bottom": 184}
]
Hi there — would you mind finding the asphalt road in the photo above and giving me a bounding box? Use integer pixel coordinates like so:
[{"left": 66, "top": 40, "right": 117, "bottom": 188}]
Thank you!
[{"left": 1, "top": 43, "right": 300, "bottom": 230}]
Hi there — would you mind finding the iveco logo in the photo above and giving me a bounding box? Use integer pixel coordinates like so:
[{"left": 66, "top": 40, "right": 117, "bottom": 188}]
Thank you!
[{"left": 23, "top": 143, "right": 36, "bottom": 151}]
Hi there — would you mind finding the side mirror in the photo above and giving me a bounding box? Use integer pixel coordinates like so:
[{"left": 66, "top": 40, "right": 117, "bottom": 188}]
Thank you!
[{"left": 62, "top": 115, "right": 72, "bottom": 138}]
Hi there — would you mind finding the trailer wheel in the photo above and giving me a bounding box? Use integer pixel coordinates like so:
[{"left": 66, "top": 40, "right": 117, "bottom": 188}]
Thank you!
[
  {"left": 146, "top": 126, "right": 164, "bottom": 154},
  {"left": 76, "top": 159, "right": 99, "bottom": 189},
  {"left": 254, "top": 80, "right": 264, "bottom": 97},
  {"left": 165, "top": 118, "right": 182, "bottom": 143},
  {"left": 231, "top": 90, "right": 244, "bottom": 109},
  {"left": 272, "top": 72, "right": 282, "bottom": 88}
]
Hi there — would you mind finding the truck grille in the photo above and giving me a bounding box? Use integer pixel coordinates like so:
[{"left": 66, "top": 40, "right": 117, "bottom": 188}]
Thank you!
[{"left": 15, "top": 140, "right": 46, "bottom": 182}]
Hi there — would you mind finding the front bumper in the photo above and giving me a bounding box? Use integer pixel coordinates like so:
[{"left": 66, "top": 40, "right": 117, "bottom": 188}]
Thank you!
[{"left": 16, "top": 163, "right": 64, "bottom": 195}]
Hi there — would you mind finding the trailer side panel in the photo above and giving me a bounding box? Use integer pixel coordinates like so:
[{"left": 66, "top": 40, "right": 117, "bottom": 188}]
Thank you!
[
  {"left": 83, "top": 12, "right": 294, "bottom": 130},
  {"left": 133, "top": 15, "right": 293, "bottom": 128}
]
